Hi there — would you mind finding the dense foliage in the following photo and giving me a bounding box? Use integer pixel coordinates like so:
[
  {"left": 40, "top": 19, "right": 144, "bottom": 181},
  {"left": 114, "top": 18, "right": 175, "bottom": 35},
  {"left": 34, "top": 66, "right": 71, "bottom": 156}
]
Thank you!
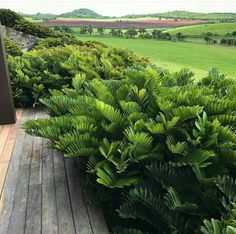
[
  {"left": 23, "top": 66, "right": 236, "bottom": 233},
  {"left": 0, "top": 9, "right": 55, "bottom": 38},
  {"left": 220, "top": 38, "right": 236, "bottom": 46},
  {"left": 3, "top": 36, "right": 23, "bottom": 57},
  {"left": 8, "top": 44, "right": 149, "bottom": 107},
  {"left": 31, "top": 35, "right": 83, "bottom": 50}
]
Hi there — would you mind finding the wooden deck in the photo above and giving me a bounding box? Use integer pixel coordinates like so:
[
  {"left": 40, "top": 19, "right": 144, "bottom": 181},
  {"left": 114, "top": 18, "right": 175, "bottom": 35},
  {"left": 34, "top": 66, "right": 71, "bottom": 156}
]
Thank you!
[{"left": 0, "top": 109, "right": 109, "bottom": 234}]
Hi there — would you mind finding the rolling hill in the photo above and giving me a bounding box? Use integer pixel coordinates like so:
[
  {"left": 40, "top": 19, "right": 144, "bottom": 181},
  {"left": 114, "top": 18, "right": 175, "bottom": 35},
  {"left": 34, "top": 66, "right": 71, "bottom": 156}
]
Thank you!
[
  {"left": 125, "top": 11, "right": 236, "bottom": 20},
  {"left": 58, "top": 8, "right": 105, "bottom": 19},
  {"left": 165, "top": 22, "right": 236, "bottom": 36},
  {"left": 21, "top": 12, "right": 57, "bottom": 20},
  {"left": 21, "top": 9, "right": 236, "bottom": 21}
]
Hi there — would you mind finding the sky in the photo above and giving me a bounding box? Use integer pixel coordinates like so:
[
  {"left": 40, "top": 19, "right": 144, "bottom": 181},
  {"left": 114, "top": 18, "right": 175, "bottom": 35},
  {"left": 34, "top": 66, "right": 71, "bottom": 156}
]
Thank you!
[{"left": 0, "top": 0, "right": 236, "bottom": 16}]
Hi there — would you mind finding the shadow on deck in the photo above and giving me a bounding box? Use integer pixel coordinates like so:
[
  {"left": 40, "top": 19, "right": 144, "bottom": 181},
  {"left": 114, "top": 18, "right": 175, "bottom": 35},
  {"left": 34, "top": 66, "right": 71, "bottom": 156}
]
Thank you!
[{"left": 0, "top": 109, "right": 108, "bottom": 234}]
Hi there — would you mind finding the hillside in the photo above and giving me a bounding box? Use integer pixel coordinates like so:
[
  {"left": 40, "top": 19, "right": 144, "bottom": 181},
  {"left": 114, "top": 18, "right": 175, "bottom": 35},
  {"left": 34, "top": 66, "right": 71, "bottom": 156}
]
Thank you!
[
  {"left": 58, "top": 8, "right": 105, "bottom": 19},
  {"left": 165, "top": 22, "right": 236, "bottom": 36},
  {"left": 125, "top": 11, "right": 236, "bottom": 20},
  {"left": 21, "top": 9, "right": 236, "bottom": 21},
  {"left": 21, "top": 12, "right": 56, "bottom": 20}
]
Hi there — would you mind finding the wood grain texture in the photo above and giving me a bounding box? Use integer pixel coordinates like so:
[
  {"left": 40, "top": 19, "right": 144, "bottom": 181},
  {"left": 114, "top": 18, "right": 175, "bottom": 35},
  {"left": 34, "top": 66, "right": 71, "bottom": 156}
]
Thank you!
[
  {"left": 25, "top": 110, "right": 43, "bottom": 234},
  {"left": 42, "top": 138, "right": 59, "bottom": 234},
  {"left": 53, "top": 149, "right": 76, "bottom": 234},
  {"left": 7, "top": 109, "right": 35, "bottom": 234},
  {"left": 0, "top": 109, "right": 23, "bottom": 194},
  {"left": 0, "top": 109, "right": 29, "bottom": 234},
  {"left": 65, "top": 158, "right": 93, "bottom": 234},
  {"left": 0, "top": 108, "right": 108, "bottom": 234}
]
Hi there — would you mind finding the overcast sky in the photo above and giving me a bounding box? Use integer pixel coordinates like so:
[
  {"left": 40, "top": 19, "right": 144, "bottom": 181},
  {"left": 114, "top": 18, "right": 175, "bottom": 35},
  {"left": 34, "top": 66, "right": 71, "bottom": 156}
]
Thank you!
[{"left": 0, "top": 0, "right": 236, "bottom": 16}]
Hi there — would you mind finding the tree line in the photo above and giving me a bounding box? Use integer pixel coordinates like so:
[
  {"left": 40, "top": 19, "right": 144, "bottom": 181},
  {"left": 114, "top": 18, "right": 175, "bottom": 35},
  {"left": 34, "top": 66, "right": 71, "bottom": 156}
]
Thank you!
[{"left": 67, "top": 25, "right": 186, "bottom": 41}]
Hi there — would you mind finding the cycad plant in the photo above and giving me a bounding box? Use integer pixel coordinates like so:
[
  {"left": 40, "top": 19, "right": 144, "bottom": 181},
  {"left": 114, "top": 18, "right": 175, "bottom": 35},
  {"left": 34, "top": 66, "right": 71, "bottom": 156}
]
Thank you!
[
  {"left": 23, "top": 67, "right": 236, "bottom": 233},
  {"left": 9, "top": 44, "right": 149, "bottom": 107}
]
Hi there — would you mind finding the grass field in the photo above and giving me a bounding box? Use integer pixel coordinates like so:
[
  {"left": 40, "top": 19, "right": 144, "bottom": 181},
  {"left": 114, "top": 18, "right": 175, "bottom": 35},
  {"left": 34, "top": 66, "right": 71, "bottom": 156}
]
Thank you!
[
  {"left": 165, "top": 22, "right": 236, "bottom": 36},
  {"left": 24, "top": 17, "right": 43, "bottom": 23},
  {"left": 77, "top": 35, "right": 236, "bottom": 79}
]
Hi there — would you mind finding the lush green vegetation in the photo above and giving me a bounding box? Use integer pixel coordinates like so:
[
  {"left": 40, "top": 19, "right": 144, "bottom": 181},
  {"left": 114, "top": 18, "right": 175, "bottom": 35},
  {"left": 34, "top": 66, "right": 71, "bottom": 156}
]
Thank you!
[
  {"left": 3, "top": 9, "right": 236, "bottom": 233},
  {"left": 8, "top": 43, "right": 148, "bottom": 107},
  {"left": 32, "top": 35, "right": 83, "bottom": 49},
  {"left": 77, "top": 36, "right": 236, "bottom": 78},
  {"left": 3, "top": 36, "right": 23, "bottom": 57},
  {"left": 165, "top": 22, "right": 236, "bottom": 36},
  {"left": 220, "top": 38, "right": 236, "bottom": 46},
  {"left": 23, "top": 64, "right": 236, "bottom": 233},
  {"left": 23, "top": 17, "right": 44, "bottom": 23},
  {"left": 0, "top": 9, "right": 55, "bottom": 38}
]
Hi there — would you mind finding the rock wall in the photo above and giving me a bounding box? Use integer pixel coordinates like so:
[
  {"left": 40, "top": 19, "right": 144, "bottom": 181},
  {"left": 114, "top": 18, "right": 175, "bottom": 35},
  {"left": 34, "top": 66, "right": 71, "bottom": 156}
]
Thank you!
[{"left": 0, "top": 25, "right": 38, "bottom": 51}]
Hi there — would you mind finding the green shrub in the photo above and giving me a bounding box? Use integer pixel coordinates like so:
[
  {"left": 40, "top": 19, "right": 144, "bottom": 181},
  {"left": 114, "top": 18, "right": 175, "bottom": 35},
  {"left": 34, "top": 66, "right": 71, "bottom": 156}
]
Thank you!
[
  {"left": 32, "top": 36, "right": 84, "bottom": 50},
  {"left": 22, "top": 67, "right": 236, "bottom": 233},
  {"left": 0, "top": 9, "right": 55, "bottom": 38},
  {"left": 3, "top": 36, "right": 23, "bottom": 56},
  {"left": 0, "top": 9, "right": 23, "bottom": 28},
  {"left": 9, "top": 45, "right": 149, "bottom": 107}
]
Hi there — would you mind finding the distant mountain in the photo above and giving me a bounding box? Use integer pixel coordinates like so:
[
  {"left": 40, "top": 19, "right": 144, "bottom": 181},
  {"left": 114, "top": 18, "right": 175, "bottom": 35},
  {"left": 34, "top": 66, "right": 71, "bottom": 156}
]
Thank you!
[
  {"left": 58, "top": 8, "right": 106, "bottom": 19},
  {"left": 21, "top": 9, "right": 236, "bottom": 21}
]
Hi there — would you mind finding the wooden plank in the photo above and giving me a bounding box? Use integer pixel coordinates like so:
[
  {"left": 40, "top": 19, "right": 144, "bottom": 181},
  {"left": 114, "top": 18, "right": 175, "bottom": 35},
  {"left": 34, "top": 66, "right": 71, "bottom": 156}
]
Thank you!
[
  {"left": 0, "top": 125, "right": 11, "bottom": 158},
  {"left": 65, "top": 158, "right": 93, "bottom": 234},
  {"left": 1, "top": 108, "right": 108, "bottom": 234},
  {"left": 0, "top": 108, "right": 21, "bottom": 160},
  {"left": 0, "top": 109, "right": 29, "bottom": 234},
  {"left": 42, "top": 138, "right": 59, "bottom": 234},
  {"left": 7, "top": 109, "right": 36, "bottom": 234},
  {"left": 25, "top": 110, "right": 43, "bottom": 234},
  {"left": 82, "top": 189, "right": 109, "bottom": 234},
  {"left": 53, "top": 149, "right": 76, "bottom": 234},
  {"left": 0, "top": 109, "right": 23, "bottom": 194},
  {"left": 25, "top": 184, "right": 42, "bottom": 234}
]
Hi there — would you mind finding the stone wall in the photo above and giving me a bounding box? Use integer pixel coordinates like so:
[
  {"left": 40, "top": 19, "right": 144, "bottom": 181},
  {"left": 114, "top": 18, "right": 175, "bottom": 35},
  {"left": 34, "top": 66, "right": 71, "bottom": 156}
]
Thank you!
[{"left": 0, "top": 25, "right": 38, "bottom": 51}]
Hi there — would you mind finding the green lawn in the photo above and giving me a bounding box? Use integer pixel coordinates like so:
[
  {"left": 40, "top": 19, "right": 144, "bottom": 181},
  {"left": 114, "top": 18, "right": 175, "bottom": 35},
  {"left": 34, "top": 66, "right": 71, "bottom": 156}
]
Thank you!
[
  {"left": 24, "top": 17, "right": 43, "bottom": 23},
  {"left": 77, "top": 35, "right": 236, "bottom": 79},
  {"left": 165, "top": 22, "right": 236, "bottom": 36}
]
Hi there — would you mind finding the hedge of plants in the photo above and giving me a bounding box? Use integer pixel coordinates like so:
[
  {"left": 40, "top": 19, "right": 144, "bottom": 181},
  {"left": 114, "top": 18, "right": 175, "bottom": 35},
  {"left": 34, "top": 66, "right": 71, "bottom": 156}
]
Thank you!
[
  {"left": 0, "top": 9, "right": 55, "bottom": 38},
  {"left": 22, "top": 64, "right": 236, "bottom": 233},
  {"left": 3, "top": 36, "right": 23, "bottom": 57},
  {"left": 8, "top": 43, "right": 149, "bottom": 107}
]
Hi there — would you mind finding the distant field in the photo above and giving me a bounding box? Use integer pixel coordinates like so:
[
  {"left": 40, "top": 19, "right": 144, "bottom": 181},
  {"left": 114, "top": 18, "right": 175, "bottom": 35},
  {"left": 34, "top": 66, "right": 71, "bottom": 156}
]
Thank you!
[
  {"left": 77, "top": 35, "right": 236, "bottom": 79},
  {"left": 41, "top": 19, "right": 203, "bottom": 29},
  {"left": 24, "top": 17, "right": 43, "bottom": 23},
  {"left": 165, "top": 22, "right": 236, "bottom": 36},
  {"left": 56, "top": 17, "right": 164, "bottom": 21}
]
